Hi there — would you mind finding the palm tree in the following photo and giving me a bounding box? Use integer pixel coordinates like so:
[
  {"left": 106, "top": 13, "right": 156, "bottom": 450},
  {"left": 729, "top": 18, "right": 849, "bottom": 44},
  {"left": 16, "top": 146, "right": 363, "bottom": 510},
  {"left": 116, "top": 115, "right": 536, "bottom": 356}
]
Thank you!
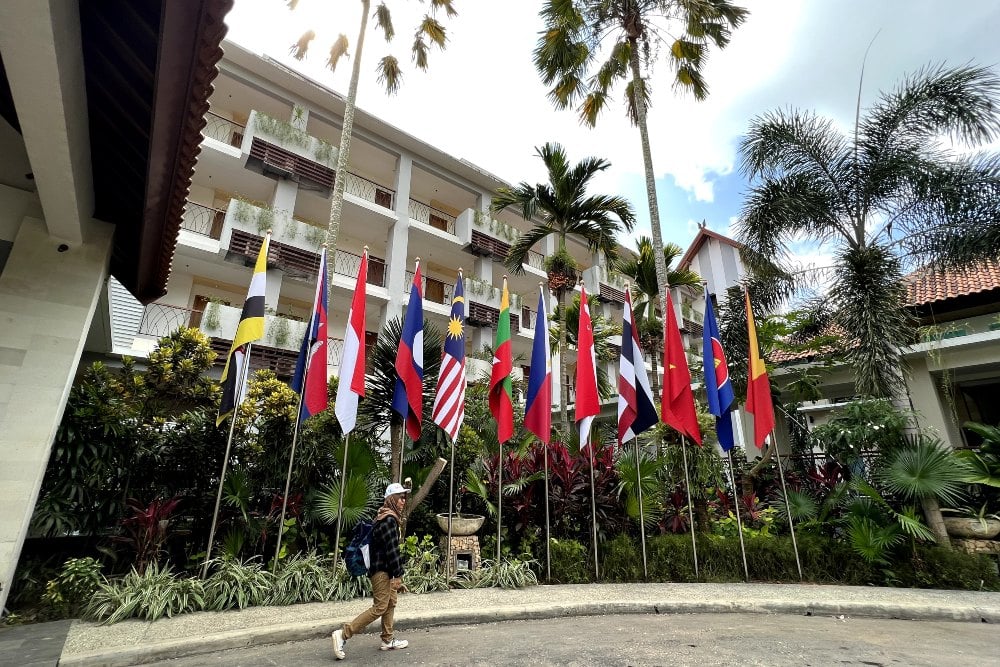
[
  {"left": 288, "top": 1, "right": 457, "bottom": 257},
  {"left": 492, "top": 142, "right": 636, "bottom": 427},
  {"left": 534, "top": 0, "right": 748, "bottom": 316},
  {"left": 736, "top": 64, "right": 1000, "bottom": 398},
  {"left": 613, "top": 236, "right": 700, "bottom": 401}
]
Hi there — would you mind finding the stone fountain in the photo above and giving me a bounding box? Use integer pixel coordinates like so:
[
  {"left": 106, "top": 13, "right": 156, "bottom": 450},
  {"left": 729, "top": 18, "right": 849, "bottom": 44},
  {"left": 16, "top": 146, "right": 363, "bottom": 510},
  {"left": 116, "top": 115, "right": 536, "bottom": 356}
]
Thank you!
[{"left": 437, "top": 512, "right": 485, "bottom": 576}]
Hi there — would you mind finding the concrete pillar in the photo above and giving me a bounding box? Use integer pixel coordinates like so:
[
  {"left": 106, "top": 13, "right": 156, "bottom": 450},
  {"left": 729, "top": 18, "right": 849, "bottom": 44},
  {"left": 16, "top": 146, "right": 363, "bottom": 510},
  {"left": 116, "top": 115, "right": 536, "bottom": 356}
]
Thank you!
[
  {"left": 271, "top": 178, "right": 297, "bottom": 219},
  {"left": 265, "top": 269, "right": 283, "bottom": 313},
  {"left": 474, "top": 255, "right": 493, "bottom": 286},
  {"left": 0, "top": 217, "right": 114, "bottom": 613},
  {"left": 382, "top": 154, "right": 412, "bottom": 327},
  {"left": 908, "top": 357, "right": 960, "bottom": 445}
]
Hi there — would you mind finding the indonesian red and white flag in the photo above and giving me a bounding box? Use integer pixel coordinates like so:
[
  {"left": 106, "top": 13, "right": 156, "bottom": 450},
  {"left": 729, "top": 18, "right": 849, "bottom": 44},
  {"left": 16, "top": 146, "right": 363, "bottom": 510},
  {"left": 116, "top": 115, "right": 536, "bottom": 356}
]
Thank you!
[
  {"left": 575, "top": 285, "right": 600, "bottom": 450},
  {"left": 334, "top": 249, "right": 369, "bottom": 434}
]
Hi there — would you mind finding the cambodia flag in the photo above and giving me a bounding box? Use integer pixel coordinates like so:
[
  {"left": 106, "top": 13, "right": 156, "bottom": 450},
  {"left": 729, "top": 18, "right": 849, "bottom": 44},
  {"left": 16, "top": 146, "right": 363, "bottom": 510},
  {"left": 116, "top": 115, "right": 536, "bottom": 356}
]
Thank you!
[
  {"left": 291, "top": 247, "right": 329, "bottom": 422},
  {"left": 745, "top": 289, "right": 775, "bottom": 448},
  {"left": 575, "top": 285, "right": 600, "bottom": 449},
  {"left": 702, "top": 287, "right": 735, "bottom": 451},
  {"left": 523, "top": 286, "right": 552, "bottom": 444},
  {"left": 662, "top": 289, "right": 702, "bottom": 445},
  {"left": 393, "top": 262, "right": 424, "bottom": 441},
  {"left": 333, "top": 249, "right": 368, "bottom": 433},
  {"left": 618, "top": 288, "right": 658, "bottom": 446}
]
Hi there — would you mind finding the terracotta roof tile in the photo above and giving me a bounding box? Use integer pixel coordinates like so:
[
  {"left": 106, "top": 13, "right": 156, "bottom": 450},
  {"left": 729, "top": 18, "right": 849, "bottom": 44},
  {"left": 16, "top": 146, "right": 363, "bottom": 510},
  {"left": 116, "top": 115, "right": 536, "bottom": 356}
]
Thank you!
[{"left": 903, "top": 260, "right": 1000, "bottom": 307}]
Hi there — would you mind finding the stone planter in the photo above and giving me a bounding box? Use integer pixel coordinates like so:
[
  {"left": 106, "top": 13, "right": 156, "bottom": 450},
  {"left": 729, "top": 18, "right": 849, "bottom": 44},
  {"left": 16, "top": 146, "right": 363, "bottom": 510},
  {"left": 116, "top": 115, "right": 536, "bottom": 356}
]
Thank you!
[
  {"left": 943, "top": 517, "right": 1000, "bottom": 539},
  {"left": 436, "top": 513, "right": 484, "bottom": 536}
]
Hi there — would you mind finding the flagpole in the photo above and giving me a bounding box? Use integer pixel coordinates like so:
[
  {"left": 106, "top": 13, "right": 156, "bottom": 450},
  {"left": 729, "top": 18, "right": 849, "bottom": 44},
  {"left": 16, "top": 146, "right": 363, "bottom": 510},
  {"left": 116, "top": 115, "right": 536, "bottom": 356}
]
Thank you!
[
  {"left": 726, "top": 449, "right": 750, "bottom": 582},
  {"left": 496, "top": 439, "right": 503, "bottom": 563},
  {"left": 587, "top": 430, "right": 599, "bottom": 581},
  {"left": 634, "top": 440, "right": 648, "bottom": 579},
  {"left": 543, "top": 440, "right": 552, "bottom": 582},
  {"left": 203, "top": 342, "right": 254, "bottom": 579},
  {"left": 446, "top": 433, "right": 456, "bottom": 577},
  {"left": 680, "top": 435, "right": 699, "bottom": 580},
  {"left": 331, "top": 433, "right": 351, "bottom": 573},
  {"left": 273, "top": 386, "right": 306, "bottom": 572},
  {"left": 772, "top": 433, "right": 804, "bottom": 580}
]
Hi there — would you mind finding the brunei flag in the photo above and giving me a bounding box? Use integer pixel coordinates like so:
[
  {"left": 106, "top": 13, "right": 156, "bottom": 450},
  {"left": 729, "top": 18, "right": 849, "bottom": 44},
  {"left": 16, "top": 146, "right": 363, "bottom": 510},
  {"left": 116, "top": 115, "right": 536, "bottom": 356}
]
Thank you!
[
  {"left": 488, "top": 277, "right": 514, "bottom": 443},
  {"left": 217, "top": 233, "right": 270, "bottom": 426}
]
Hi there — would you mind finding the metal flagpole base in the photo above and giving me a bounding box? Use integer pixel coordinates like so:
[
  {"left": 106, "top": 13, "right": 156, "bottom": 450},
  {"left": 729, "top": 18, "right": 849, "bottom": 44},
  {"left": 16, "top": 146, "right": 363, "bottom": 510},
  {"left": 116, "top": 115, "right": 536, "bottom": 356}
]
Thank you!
[
  {"left": 635, "top": 441, "right": 648, "bottom": 579},
  {"left": 543, "top": 442, "right": 551, "bottom": 582},
  {"left": 772, "top": 436, "right": 803, "bottom": 580},
  {"left": 680, "top": 436, "right": 699, "bottom": 579},
  {"left": 497, "top": 440, "right": 503, "bottom": 564},
  {"left": 727, "top": 449, "right": 750, "bottom": 582}
]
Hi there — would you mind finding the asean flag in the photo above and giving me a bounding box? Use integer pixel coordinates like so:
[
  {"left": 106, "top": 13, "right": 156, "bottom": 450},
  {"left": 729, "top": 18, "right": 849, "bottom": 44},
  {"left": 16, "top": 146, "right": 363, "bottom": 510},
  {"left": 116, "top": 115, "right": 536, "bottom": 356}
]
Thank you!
[
  {"left": 392, "top": 262, "right": 424, "bottom": 441},
  {"left": 701, "top": 286, "right": 735, "bottom": 451}
]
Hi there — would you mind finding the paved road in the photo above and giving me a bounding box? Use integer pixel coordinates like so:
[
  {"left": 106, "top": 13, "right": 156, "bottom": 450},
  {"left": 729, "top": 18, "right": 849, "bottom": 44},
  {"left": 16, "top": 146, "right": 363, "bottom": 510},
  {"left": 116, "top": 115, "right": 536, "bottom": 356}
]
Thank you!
[{"left": 144, "top": 613, "right": 998, "bottom": 666}]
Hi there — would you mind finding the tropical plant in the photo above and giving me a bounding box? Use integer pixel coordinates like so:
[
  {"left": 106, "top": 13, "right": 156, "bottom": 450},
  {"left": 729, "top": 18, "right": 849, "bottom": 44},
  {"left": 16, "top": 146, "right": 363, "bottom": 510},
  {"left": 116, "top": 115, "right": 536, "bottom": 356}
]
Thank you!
[
  {"left": 493, "top": 142, "right": 636, "bottom": 426},
  {"left": 614, "top": 443, "right": 663, "bottom": 530},
  {"left": 287, "top": 0, "right": 458, "bottom": 260},
  {"left": 535, "top": 0, "right": 748, "bottom": 320},
  {"left": 736, "top": 64, "right": 1000, "bottom": 397},
  {"left": 877, "top": 436, "right": 971, "bottom": 549},
  {"left": 41, "top": 557, "right": 103, "bottom": 619},
  {"left": 87, "top": 563, "right": 206, "bottom": 624},
  {"left": 115, "top": 497, "right": 182, "bottom": 574},
  {"left": 459, "top": 557, "right": 540, "bottom": 589},
  {"left": 613, "top": 237, "right": 701, "bottom": 400}
]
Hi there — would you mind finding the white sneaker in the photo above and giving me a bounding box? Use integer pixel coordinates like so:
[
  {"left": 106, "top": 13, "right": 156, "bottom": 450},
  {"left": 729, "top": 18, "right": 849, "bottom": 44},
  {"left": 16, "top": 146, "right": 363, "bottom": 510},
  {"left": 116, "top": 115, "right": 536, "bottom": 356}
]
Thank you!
[
  {"left": 380, "top": 637, "right": 409, "bottom": 651},
  {"left": 332, "top": 629, "right": 346, "bottom": 660}
]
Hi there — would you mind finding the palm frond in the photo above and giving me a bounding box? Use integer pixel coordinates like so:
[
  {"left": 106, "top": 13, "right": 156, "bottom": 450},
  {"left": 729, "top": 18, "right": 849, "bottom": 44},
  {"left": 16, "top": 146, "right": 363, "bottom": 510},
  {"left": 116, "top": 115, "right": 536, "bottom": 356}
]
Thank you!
[
  {"left": 374, "top": 3, "right": 394, "bottom": 41},
  {"left": 376, "top": 56, "right": 402, "bottom": 95},
  {"left": 289, "top": 30, "right": 315, "bottom": 61},
  {"left": 327, "top": 34, "right": 349, "bottom": 72}
]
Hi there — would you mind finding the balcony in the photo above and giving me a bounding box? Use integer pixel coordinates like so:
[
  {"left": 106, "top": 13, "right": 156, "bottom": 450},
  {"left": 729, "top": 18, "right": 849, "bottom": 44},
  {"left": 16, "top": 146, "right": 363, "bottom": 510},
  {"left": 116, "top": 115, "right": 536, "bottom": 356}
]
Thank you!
[
  {"left": 202, "top": 111, "right": 245, "bottom": 148},
  {"left": 465, "top": 278, "right": 521, "bottom": 333},
  {"left": 409, "top": 198, "right": 457, "bottom": 236},
  {"left": 345, "top": 172, "right": 395, "bottom": 211},
  {"left": 181, "top": 201, "right": 227, "bottom": 240},
  {"left": 455, "top": 208, "right": 515, "bottom": 260},
  {"left": 406, "top": 270, "right": 455, "bottom": 307},
  {"left": 582, "top": 264, "right": 627, "bottom": 304},
  {"left": 243, "top": 110, "right": 337, "bottom": 194}
]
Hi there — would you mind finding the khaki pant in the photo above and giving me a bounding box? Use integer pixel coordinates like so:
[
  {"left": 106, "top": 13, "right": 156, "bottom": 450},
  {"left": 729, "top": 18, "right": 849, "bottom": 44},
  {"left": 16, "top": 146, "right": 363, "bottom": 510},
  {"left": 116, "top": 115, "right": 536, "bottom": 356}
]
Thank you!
[{"left": 343, "top": 571, "right": 397, "bottom": 642}]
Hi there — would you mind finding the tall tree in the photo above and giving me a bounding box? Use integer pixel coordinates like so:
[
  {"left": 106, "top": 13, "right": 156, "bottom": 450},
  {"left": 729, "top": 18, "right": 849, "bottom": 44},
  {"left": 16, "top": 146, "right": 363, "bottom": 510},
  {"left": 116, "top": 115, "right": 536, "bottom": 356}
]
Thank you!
[
  {"left": 737, "top": 64, "right": 1000, "bottom": 398},
  {"left": 534, "top": 0, "right": 748, "bottom": 316},
  {"left": 493, "top": 142, "right": 636, "bottom": 427},
  {"left": 288, "top": 0, "right": 457, "bottom": 257},
  {"left": 613, "top": 236, "right": 700, "bottom": 401}
]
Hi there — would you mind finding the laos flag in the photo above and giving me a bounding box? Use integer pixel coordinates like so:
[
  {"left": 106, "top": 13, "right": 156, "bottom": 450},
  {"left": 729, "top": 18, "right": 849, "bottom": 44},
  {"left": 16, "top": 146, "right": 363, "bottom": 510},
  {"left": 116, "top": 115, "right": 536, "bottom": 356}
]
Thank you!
[
  {"left": 702, "top": 286, "right": 735, "bottom": 451},
  {"left": 393, "top": 262, "right": 424, "bottom": 441}
]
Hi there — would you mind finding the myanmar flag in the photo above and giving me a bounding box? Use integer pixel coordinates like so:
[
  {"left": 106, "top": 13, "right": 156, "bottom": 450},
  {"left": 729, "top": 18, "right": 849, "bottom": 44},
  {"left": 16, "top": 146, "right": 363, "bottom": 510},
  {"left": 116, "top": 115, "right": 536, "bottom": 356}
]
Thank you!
[{"left": 489, "top": 277, "right": 514, "bottom": 443}]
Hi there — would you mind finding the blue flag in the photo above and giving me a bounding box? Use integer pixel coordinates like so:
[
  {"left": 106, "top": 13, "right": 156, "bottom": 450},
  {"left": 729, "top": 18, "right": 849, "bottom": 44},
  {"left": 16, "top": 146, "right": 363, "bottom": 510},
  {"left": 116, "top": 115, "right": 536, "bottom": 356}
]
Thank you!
[
  {"left": 702, "top": 287, "right": 736, "bottom": 451},
  {"left": 393, "top": 263, "right": 424, "bottom": 441}
]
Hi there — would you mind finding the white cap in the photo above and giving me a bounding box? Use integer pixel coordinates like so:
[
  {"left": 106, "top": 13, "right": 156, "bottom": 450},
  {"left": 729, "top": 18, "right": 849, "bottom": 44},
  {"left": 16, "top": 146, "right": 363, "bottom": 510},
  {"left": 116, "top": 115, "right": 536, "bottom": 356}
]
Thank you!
[{"left": 384, "top": 482, "right": 410, "bottom": 499}]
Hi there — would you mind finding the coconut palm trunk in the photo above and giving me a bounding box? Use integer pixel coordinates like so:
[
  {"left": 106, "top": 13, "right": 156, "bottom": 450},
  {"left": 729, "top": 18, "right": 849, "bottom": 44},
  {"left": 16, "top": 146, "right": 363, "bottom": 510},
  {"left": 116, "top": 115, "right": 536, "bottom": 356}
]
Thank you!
[
  {"left": 324, "top": 0, "right": 369, "bottom": 289},
  {"left": 920, "top": 494, "right": 952, "bottom": 550},
  {"left": 557, "top": 286, "right": 569, "bottom": 429},
  {"left": 627, "top": 43, "right": 672, "bottom": 310}
]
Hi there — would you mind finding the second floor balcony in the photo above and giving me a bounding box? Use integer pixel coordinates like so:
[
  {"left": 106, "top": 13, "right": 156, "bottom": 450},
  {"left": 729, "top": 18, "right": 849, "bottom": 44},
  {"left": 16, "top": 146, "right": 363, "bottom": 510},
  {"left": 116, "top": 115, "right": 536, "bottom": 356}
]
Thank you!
[{"left": 583, "top": 263, "right": 627, "bottom": 304}]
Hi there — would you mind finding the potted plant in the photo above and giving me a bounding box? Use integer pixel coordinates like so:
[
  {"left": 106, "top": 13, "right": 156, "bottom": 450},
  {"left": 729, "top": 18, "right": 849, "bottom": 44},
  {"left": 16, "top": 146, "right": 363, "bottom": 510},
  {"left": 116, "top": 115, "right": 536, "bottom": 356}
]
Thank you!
[{"left": 941, "top": 504, "right": 1000, "bottom": 539}]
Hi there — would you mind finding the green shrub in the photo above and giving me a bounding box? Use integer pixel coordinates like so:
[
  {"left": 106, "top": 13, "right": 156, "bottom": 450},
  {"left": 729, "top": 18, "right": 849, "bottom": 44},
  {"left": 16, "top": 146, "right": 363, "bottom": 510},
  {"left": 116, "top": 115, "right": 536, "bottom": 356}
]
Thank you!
[
  {"left": 269, "top": 553, "right": 332, "bottom": 605},
  {"left": 600, "top": 534, "right": 642, "bottom": 582},
  {"left": 401, "top": 536, "right": 450, "bottom": 594},
  {"left": 42, "top": 557, "right": 103, "bottom": 618},
  {"left": 86, "top": 563, "right": 205, "bottom": 624},
  {"left": 888, "top": 546, "right": 1000, "bottom": 591},
  {"left": 460, "top": 557, "right": 539, "bottom": 589},
  {"left": 647, "top": 534, "right": 698, "bottom": 582},
  {"left": 203, "top": 558, "right": 274, "bottom": 610},
  {"left": 549, "top": 538, "right": 590, "bottom": 583}
]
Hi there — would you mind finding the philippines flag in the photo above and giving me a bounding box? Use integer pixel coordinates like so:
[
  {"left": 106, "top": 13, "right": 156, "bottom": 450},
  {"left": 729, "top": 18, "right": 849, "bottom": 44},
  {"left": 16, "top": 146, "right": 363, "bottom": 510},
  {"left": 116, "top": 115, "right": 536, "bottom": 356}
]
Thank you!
[
  {"left": 291, "top": 247, "right": 330, "bottom": 423},
  {"left": 432, "top": 270, "right": 466, "bottom": 441},
  {"left": 333, "top": 249, "right": 368, "bottom": 433},
  {"left": 702, "top": 287, "right": 736, "bottom": 451},
  {"left": 617, "top": 288, "right": 658, "bottom": 446},
  {"left": 575, "top": 285, "right": 600, "bottom": 449},
  {"left": 523, "top": 285, "right": 552, "bottom": 444},
  {"left": 393, "top": 261, "right": 424, "bottom": 441}
]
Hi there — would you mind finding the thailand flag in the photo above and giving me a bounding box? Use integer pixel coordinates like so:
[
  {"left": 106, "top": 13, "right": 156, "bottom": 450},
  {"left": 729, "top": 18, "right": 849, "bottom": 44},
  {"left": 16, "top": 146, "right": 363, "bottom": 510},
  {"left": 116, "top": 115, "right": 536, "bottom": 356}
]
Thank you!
[
  {"left": 617, "top": 288, "right": 658, "bottom": 445},
  {"left": 523, "top": 286, "right": 552, "bottom": 444},
  {"left": 291, "top": 247, "right": 329, "bottom": 422},
  {"left": 393, "top": 261, "right": 424, "bottom": 441},
  {"left": 702, "top": 287, "right": 736, "bottom": 451},
  {"left": 432, "top": 270, "right": 466, "bottom": 441},
  {"left": 334, "top": 249, "right": 368, "bottom": 433},
  {"left": 575, "top": 285, "right": 600, "bottom": 450}
]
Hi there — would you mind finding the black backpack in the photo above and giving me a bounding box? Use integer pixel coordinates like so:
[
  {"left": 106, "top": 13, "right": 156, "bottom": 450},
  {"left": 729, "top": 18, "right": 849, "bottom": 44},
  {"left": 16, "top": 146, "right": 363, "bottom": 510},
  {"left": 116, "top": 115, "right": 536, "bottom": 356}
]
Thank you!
[{"left": 344, "top": 521, "right": 373, "bottom": 577}]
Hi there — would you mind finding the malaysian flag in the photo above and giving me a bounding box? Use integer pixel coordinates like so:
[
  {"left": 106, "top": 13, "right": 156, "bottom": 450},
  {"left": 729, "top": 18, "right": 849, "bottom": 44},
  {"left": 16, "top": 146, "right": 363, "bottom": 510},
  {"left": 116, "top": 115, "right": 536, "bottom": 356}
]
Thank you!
[{"left": 432, "top": 271, "right": 467, "bottom": 441}]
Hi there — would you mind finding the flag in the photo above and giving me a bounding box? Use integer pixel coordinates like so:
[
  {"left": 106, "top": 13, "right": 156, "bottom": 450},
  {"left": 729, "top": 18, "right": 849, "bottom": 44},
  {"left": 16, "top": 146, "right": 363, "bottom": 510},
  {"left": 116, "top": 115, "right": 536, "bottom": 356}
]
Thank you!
[
  {"left": 432, "top": 270, "right": 466, "bottom": 441},
  {"left": 618, "top": 288, "right": 658, "bottom": 446},
  {"left": 575, "top": 285, "right": 600, "bottom": 449},
  {"left": 702, "top": 287, "right": 736, "bottom": 451},
  {"left": 333, "top": 248, "right": 367, "bottom": 433},
  {"left": 392, "top": 262, "right": 424, "bottom": 441},
  {"left": 217, "top": 233, "right": 270, "bottom": 426},
  {"left": 488, "top": 277, "right": 514, "bottom": 443},
  {"left": 661, "top": 289, "right": 702, "bottom": 444},
  {"left": 524, "top": 285, "right": 552, "bottom": 444},
  {"left": 291, "top": 247, "right": 330, "bottom": 424},
  {"left": 745, "top": 289, "right": 775, "bottom": 448}
]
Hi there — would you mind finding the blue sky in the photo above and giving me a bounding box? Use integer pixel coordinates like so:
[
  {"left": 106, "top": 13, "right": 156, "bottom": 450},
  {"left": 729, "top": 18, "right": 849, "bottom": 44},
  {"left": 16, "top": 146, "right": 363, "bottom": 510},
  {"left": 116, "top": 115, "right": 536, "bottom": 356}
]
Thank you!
[{"left": 227, "top": 0, "right": 1000, "bottom": 261}]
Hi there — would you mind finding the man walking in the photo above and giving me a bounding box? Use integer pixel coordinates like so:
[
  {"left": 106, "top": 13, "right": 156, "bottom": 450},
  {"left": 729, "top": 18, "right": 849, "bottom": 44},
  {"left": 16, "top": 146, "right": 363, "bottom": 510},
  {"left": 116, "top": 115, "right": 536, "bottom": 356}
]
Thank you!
[{"left": 332, "top": 483, "right": 410, "bottom": 659}]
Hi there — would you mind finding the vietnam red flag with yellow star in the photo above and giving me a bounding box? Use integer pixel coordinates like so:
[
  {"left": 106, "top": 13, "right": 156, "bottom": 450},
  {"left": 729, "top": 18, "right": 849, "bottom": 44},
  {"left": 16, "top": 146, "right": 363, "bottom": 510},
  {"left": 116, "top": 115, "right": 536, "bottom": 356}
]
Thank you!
[{"left": 661, "top": 290, "right": 702, "bottom": 444}]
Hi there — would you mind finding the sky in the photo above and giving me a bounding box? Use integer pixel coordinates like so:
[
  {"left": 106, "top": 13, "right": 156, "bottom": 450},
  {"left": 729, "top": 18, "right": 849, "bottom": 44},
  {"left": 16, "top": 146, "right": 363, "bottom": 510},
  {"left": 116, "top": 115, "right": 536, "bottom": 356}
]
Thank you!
[{"left": 224, "top": 0, "right": 1000, "bottom": 261}]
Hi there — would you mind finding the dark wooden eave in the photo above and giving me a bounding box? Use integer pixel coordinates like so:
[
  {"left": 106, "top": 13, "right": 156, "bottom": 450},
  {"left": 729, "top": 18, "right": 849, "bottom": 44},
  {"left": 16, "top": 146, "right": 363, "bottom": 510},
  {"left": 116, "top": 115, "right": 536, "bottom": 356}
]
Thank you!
[{"left": 81, "top": 0, "right": 232, "bottom": 304}]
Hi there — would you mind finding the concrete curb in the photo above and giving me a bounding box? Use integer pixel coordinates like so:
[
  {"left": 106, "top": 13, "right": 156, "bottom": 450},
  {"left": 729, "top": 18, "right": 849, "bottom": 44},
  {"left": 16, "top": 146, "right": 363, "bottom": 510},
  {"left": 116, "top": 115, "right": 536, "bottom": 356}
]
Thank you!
[{"left": 58, "top": 598, "right": 1000, "bottom": 667}]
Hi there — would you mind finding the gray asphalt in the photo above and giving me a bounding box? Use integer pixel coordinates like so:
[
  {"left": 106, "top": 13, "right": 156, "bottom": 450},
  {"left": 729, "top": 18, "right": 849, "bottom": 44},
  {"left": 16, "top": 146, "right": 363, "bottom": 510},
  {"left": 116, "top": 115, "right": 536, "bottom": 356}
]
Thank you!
[{"left": 139, "top": 613, "right": 1000, "bottom": 666}]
